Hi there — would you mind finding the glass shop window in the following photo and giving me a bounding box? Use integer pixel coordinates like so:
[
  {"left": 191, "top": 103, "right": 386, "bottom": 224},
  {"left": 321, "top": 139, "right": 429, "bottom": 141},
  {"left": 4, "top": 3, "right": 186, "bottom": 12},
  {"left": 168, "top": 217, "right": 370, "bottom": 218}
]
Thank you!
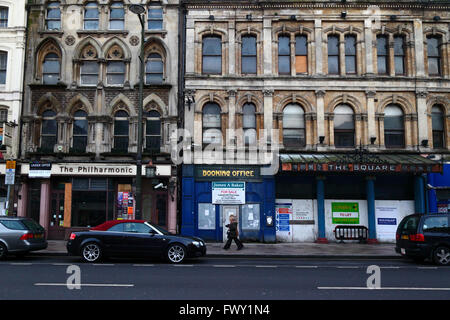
[
  {"left": 241, "top": 204, "right": 260, "bottom": 230},
  {"left": 198, "top": 203, "right": 215, "bottom": 230}
]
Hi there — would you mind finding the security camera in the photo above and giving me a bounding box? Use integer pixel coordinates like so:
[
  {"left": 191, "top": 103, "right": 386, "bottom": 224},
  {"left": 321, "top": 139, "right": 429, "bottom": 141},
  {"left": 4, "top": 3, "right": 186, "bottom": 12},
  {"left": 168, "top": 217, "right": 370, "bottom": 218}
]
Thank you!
[{"left": 154, "top": 183, "right": 167, "bottom": 190}]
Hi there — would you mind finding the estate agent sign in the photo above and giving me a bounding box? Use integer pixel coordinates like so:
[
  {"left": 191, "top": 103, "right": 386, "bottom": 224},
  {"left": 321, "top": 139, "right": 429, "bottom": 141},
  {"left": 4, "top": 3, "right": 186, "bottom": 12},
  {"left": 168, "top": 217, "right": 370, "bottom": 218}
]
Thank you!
[
  {"left": 331, "top": 202, "right": 360, "bottom": 224},
  {"left": 212, "top": 182, "right": 246, "bottom": 205}
]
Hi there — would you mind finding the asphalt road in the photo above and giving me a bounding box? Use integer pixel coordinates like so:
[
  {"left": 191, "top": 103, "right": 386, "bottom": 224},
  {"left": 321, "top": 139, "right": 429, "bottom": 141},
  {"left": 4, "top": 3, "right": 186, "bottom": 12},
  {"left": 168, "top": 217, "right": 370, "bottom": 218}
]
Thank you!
[{"left": 0, "top": 255, "right": 449, "bottom": 301}]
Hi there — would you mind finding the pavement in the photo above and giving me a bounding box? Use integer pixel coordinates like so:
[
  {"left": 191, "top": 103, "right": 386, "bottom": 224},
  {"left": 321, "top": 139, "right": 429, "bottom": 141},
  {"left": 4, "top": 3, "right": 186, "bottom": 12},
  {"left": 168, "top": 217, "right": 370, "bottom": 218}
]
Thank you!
[{"left": 33, "top": 240, "right": 400, "bottom": 259}]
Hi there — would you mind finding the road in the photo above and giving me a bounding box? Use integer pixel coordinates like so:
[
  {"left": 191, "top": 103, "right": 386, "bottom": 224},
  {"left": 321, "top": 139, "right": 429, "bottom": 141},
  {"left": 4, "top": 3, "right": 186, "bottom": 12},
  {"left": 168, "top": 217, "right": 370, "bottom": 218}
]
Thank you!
[{"left": 0, "top": 255, "right": 449, "bottom": 301}]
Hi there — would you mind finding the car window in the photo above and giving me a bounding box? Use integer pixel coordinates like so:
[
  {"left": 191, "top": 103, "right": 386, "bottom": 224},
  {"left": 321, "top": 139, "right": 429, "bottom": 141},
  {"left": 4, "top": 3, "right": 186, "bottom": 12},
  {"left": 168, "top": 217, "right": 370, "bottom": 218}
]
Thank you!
[
  {"left": 123, "top": 223, "right": 151, "bottom": 233},
  {"left": 423, "top": 216, "right": 449, "bottom": 233},
  {"left": 21, "top": 219, "right": 45, "bottom": 232},
  {"left": 0, "top": 220, "right": 27, "bottom": 230},
  {"left": 107, "top": 223, "right": 124, "bottom": 232},
  {"left": 399, "top": 215, "right": 420, "bottom": 233}
]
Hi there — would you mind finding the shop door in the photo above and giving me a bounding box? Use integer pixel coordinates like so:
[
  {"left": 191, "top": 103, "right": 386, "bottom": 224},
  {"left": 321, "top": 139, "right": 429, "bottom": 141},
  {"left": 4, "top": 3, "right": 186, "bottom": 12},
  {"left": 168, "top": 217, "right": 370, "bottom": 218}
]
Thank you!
[
  {"left": 221, "top": 205, "right": 239, "bottom": 242},
  {"left": 49, "top": 190, "right": 65, "bottom": 240},
  {"left": 151, "top": 192, "right": 168, "bottom": 230}
]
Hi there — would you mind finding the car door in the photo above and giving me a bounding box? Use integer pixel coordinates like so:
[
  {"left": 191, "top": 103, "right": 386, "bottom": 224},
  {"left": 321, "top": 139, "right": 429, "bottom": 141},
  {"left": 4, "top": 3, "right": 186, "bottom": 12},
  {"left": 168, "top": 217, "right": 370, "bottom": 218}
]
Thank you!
[
  {"left": 122, "top": 222, "right": 169, "bottom": 257},
  {"left": 101, "top": 223, "right": 126, "bottom": 256}
]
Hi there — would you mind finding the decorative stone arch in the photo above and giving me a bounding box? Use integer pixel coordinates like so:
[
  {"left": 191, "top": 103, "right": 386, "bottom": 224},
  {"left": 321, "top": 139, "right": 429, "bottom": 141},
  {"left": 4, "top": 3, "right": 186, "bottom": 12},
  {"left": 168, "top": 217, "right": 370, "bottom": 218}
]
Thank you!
[
  {"left": 143, "top": 93, "right": 167, "bottom": 117},
  {"left": 327, "top": 94, "right": 362, "bottom": 115},
  {"left": 74, "top": 36, "right": 102, "bottom": 59},
  {"left": 276, "top": 94, "right": 314, "bottom": 114},
  {"left": 195, "top": 93, "right": 227, "bottom": 114},
  {"left": 35, "top": 93, "right": 62, "bottom": 115},
  {"left": 196, "top": 27, "right": 228, "bottom": 75},
  {"left": 109, "top": 93, "right": 135, "bottom": 117},
  {"left": 143, "top": 37, "right": 170, "bottom": 83},
  {"left": 377, "top": 95, "right": 414, "bottom": 115},
  {"left": 35, "top": 37, "right": 64, "bottom": 82},
  {"left": 103, "top": 37, "right": 131, "bottom": 60},
  {"left": 66, "top": 94, "right": 94, "bottom": 116}
]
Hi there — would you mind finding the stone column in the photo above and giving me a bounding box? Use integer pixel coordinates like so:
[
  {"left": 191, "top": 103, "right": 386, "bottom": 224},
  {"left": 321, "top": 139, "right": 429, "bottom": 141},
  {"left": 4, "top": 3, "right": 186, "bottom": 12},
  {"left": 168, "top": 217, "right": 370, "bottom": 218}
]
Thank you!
[
  {"left": 366, "top": 176, "right": 378, "bottom": 244},
  {"left": 315, "top": 90, "right": 326, "bottom": 145},
  {"left": 364, "top": 19, "right": 374, "bottom": 75},
  {"left": 17, "top": 182, "right": 28, "bottom": 218},
  {"left": 414, "top": 19, "right": 425, "bottom": 77},
  {"left": 414, "top": 175, "right": 426, "bottom": 214},
  {"left": 366, "top": 91, "right": 377, "bottom": 147},
  {"left": 416, "top": 90, "right": 429, "bottom": 149},
  {"left": 263, "top": 89, "right": 274, "bottom": 143},
  {"left": 185, "top": 18, "right": 195, "bottom": 75},
  {"left": 167, "top": 176, "right": 178, "bottom": 234},
  {"left": 228, "top": 21, "right": 235, "bottom": 75},
  {"left": 339, "top": 34, "right": 346, "bottom": 76},
  {"left": 314, "top": 19, "right": 323, "bottom": 75},
  {"left": 263, "top": 17, "right": 272, "bottom": 75}
]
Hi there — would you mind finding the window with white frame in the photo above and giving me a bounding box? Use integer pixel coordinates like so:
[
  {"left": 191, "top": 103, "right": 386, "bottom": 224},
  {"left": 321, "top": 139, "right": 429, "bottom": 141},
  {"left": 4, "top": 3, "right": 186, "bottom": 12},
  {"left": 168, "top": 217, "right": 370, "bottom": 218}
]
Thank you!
[
  {"left": 0, "top": 7, "right": 8, "bottom": 28},
  {"left": 109, "top": 2, "right": 124, "bottom": 30},
  {"left": 148, "top": 7, "right": 163, "bottom": 30},
  {"left": 46, "top": 2, "right": 61, "bottom": 30},
  {"left": 0, "top": 51, "right": 6, "bottom": 84},
  {"left": 84, "top": 2, "right": 99, "bottom": 30}
]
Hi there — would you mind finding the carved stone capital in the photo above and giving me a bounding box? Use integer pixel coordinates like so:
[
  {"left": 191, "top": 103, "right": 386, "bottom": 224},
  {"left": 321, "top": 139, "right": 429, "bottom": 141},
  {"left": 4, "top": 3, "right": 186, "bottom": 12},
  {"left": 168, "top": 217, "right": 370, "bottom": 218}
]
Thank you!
[{"left": 315, "top": 90, "right": 326, "bottom": 98}]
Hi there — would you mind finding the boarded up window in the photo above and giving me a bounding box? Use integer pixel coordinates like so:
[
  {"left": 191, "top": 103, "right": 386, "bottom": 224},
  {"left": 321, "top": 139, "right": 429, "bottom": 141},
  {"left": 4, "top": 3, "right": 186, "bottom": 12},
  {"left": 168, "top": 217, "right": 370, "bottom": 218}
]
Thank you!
[
  {"left": 295, "top": 56, "right": 307, "bottom": 73},
  {"left": 295, "top": 35, "right": 308, "bottom": 74}
]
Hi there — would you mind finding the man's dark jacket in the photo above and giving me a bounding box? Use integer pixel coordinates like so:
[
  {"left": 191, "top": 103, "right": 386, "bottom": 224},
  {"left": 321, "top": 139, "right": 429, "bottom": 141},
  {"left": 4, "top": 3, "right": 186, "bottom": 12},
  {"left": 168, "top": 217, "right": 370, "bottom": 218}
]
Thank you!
[{"left": 225, "top": 222, "right": 238, "bottom": 238}]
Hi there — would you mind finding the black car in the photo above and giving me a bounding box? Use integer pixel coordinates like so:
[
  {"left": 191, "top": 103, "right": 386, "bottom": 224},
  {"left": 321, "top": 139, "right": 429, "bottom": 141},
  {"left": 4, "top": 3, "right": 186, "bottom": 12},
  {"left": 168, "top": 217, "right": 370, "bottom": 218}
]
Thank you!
[
  {"left": 67, "top": 220, "right": 206, "bottom": 263},
  {"left": 395, "top": 213, "right": 450, "bottom": 265}
]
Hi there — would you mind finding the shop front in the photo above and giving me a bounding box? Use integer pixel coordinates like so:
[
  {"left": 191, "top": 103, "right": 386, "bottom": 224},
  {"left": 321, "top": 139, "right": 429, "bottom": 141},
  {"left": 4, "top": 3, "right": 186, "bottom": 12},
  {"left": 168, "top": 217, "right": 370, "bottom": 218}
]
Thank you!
[
  {"left": 18, "top": 162, "right": 177, "bottom": 240},
  {"left": 275, "top": 153, "right": 443, "bottom": 243},
  {"left": 181, "top": 165, "right": 276, "bottom": 242}
]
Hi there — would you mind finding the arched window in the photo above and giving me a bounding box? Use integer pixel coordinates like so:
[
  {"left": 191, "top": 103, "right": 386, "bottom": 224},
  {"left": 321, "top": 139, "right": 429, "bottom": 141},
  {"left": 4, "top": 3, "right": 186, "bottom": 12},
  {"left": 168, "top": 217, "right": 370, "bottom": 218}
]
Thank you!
[
  {"left": 72, "top": 110, "right": 88, "bottom": 152},
  {"left": 243, "top": 103, "right": 256, "bottom": 146},
  {"left": 334, "top": 104, "right": 355, "bottom": 148},
  {"left": 109, "top": 2, "right": 124, "bottom": 30},
  {"left": 113, "top": 110, "right": 129, "bottom": 152},
  {"left": 377, "top": 35, "right": 388, "bottom": 75},
  {"left": 80, "top": 45, "right": 99, "bottom": 86},
  {"left": 345, "top": 35, "right": 356, "bottom": 74},
  {"left": 84, "top": 2, "right": 99, "bottom": 30},
  {"left": 202, "top": 36, "right": 222, "bottom": 75},
  {"left": 202, "top": 103, "right": 222, "bottom": 146},
  {"left": 283, "top": 104, "right": 305, "bottom": 148},
  {"left": 328, "top": 35, "right": 339, "bottom": 74},
  {"left": 0, "top": 51, "right": 7, "bottom": 84},
  {"left": 427, "top": 36, "right": 442, "bottom": 76},
  {"left": 295, "top": 35, "right": 308, "bottom": 74},
  {"left": 146, "top": 53, "right": 163, "bottom": 84},
  {"left": 278, "top": 35, "right": 290, "bottom": 75},
  {"left": 241, "top": 35, "right": 257, "bottom": 74},
  {"left": 145, "top": 110, "right": 161, "bottom": 152},
  {"left": 106, "top": 45, "right": 125, "bottom": 85},
  {"left": 46, "top": 2, "right": 61, "bottom": 30},
  {"left": 384, "top": 104, "right": 404, "bottom": 148},
  {"left": 0, "top": 7, "right": 8, "bottom": 28},
  {"left": 43, "top": 53, "right": 60, "bottom": 85},
  {"left": 432, "top": 105, "right": 445, "bottom": 149},
  {"left": 41, "top": 110, "right": 57, "bottom": 152},
  {"left": 394, "top": 36, "right": 405, "bottom": 75}
]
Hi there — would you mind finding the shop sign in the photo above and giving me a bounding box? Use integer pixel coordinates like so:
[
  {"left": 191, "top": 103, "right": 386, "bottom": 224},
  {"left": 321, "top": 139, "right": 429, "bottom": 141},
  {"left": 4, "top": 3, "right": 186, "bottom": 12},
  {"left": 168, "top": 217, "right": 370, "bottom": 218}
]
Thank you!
[
  {"left": 282, "top": 163, "right": 442, "bottom": 173},
  {"left": 29, "top": 162, "right": 52, "bottom": 178},
  {"left": 212, "top": 182, "right": 245, "bottom": 204},
  {"left": 331, "top": 202, "right": 359, "bottom": 224},
  {"left": 196, "top": 166, "right": 260, "bottom": 181}
]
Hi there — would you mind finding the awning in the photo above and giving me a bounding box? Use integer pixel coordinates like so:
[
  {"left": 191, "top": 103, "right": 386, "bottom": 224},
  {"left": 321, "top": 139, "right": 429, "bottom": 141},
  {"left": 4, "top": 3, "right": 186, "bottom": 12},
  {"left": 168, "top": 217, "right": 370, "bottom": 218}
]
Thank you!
[{"left": 280, "top": 153, "right": 443, "bottom": 174}]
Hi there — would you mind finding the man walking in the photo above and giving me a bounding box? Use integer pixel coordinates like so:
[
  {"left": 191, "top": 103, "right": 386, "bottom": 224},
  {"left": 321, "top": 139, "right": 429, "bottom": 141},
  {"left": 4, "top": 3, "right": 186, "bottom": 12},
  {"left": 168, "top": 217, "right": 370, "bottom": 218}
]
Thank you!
[{"left": 223, "top": 215, "right": 243, "bottom": 250}]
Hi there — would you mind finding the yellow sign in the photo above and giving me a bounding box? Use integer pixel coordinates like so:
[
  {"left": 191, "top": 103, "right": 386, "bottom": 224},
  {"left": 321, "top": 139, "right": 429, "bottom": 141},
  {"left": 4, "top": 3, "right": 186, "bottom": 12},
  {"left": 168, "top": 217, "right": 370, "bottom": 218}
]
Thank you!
[{"left": 6, "top": 161, "right": 16, "bottom": 170}]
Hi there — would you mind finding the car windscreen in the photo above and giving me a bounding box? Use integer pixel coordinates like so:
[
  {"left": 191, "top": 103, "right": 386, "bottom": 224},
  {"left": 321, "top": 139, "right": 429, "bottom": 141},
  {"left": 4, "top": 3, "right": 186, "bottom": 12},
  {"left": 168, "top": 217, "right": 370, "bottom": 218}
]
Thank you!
[
  {"left": 149, "top": 224, "right": 170, "bottom": 235},
  {"left": 21, "top": 219, "right": 45, "bottom": 233},
  {"left": 399, "top": 215, "right": 420, "bottom": 234},
  {"left": 0, "top": 220, "right": 28, "bottom": 230}
]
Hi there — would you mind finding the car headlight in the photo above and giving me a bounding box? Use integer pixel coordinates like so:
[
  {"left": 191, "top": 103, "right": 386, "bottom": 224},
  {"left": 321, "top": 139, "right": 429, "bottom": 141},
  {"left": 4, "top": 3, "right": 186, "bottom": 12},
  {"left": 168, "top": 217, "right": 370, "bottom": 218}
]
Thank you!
[{"left": 192, "top": 241, "right": 203, "bottom": 247}]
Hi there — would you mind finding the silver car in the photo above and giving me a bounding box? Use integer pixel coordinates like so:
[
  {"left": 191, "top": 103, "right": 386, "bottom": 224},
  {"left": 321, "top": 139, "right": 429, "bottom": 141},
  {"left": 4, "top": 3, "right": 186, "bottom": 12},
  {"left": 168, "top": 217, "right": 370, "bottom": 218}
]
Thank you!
[{"left": 0, "top": 217, "right": 48, "bottom": 259}]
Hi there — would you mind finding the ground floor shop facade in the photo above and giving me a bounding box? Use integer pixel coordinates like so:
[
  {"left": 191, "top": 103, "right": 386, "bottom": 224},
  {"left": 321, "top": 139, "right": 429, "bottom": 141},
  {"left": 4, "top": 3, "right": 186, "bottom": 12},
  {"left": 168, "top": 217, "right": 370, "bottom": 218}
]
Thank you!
[{"left": 15, "top": 162, "right": 177, "bottom": 240}]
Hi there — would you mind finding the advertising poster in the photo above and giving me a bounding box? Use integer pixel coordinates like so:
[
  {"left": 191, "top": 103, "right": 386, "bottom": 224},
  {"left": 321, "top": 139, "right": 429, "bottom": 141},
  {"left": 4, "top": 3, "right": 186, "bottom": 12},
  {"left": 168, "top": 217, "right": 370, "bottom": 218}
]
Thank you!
[
  {"left": 331, "top": 202, "right": 359, "bottom": 224},
  {"left": 376, "top": 206, "right": 398, "bottom": 241}
]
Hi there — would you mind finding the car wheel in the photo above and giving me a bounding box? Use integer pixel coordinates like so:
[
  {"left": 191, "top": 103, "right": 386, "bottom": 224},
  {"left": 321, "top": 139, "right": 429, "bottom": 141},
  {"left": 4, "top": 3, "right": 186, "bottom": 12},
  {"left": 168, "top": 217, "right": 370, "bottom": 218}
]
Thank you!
[
  {"left": 81, "top": 242, "right": 102, "bottom": 263},
  {"left": 0, "top": 243, "right": 7, "bottom": 260},
  {"left": 167, "top": 244, "right": 186, "bottom": 264},
  {"left": 433, "top": 246, "right": 450, "bottom": 266}
]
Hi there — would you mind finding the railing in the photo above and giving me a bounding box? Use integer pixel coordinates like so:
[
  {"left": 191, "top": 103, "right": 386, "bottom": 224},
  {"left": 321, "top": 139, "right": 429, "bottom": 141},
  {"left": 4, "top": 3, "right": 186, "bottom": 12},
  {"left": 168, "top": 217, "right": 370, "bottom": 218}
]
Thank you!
[{"left": 334, "top": 225, "right": 369, "bottom": 243}]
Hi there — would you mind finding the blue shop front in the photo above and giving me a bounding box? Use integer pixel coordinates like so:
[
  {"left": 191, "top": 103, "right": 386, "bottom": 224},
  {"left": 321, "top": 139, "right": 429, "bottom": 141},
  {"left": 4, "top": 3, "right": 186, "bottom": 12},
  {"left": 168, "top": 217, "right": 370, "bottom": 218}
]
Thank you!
[{"left": 181, "top": 165, "right": 276, "bottom": 242}]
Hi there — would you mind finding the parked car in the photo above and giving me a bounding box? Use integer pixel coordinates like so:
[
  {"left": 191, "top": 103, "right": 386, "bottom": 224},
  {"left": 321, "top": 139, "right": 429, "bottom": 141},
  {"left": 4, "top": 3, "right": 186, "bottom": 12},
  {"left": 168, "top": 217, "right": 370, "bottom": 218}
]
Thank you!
[
  {"left": 67, "top": 220, "right": 206, "bottom": 263},
  {"left": 0, "top": 217, "right": 48, "bottom": 259},
  {"left": 395, "top": 213, "right": 450, "bottom": 265}
]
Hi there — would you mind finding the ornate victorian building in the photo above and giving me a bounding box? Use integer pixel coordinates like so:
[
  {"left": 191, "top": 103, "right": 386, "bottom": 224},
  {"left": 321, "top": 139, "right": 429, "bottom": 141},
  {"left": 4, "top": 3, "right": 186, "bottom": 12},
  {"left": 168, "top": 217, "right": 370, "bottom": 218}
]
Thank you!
[
  {"left": 18, "top": 0, "right": 180, "bottom": 239},
  {"left": 180, "top": 0, "right": 449, "bottom": 243}
]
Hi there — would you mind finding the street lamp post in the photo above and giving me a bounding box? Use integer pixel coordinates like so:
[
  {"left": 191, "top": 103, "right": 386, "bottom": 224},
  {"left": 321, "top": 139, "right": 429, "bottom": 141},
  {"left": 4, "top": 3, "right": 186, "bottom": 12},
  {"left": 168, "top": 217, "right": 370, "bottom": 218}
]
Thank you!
[{"left": 130, "top": 4, "right": 146, "bottom": 220}]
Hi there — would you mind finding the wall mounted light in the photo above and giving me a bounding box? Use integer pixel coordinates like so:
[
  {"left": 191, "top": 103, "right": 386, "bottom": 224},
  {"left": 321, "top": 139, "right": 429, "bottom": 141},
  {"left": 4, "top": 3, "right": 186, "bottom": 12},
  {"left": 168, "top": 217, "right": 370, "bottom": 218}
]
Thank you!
[
  {"left": 370, "top": 136, "right": 377, "bottom": 145},
  {"left": 209, "top": 15, "right": 214, "bottom": 21},
  {"left": 341, "top": 11, "right": 347, "bottom": 19},
  {"left": 433, "top": 16, "right": 440, "bottom": 21},
  {"left": 421, "top": 139, "right": 429, "bottom": 147},
  {"left": 390, "top": 15, "right": 397, "bottom": 21},
  {"left": 246, "top": 14, "right": 252, "bottom": 21},
  {"left": 319, "top": 136, "right": 325, "bottom": 144},
  {"left": 290, "top": 15, "right": 296, "bottom": 21}
]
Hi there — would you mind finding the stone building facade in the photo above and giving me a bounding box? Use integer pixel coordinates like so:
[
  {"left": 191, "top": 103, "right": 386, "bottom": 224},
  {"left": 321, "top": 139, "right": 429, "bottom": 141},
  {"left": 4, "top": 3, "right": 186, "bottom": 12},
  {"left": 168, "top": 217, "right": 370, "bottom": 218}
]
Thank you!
[
  {"left": 181, "top": 0, "right": 449, "bottom": 243},
  {"left": 18, "top": 0, "right": 180, "bottom": 239},
  {"left": 0, "top": 0, "right": 27, "bottom": 214}
]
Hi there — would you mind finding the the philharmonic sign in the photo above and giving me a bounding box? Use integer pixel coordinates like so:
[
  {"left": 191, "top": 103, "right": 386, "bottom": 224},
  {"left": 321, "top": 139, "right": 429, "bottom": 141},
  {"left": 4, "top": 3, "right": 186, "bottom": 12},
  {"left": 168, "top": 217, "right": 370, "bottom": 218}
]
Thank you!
[{"left": 212, "top": 182, "right": 246, "bottom": 205}]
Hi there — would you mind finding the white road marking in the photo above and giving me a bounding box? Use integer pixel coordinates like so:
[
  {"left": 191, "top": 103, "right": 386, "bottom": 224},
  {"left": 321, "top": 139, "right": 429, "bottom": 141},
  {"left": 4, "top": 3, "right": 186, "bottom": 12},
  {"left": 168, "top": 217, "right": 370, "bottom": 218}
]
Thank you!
[
  {"left": 173, "top": 264, "right": 193, "bottom": 267},
  {"left": 336, "top": 266, "right": 360, "bottom": 269},
  {"left": 213, "top": 265, "right": 235, "bottom": 268},
  {"left": 417, "top": 267, "right": 438, "bottom": 270},
  {"left": 318, "top": 287, "right": 450, "bottom": 291},
  {"left": 34, "top": 283, "right": 134, "bottom": 287},
  {"left": 133, "top": 264, "right": 155, "bottom": 267},
  {"left": 380, "top": 266, "right": 400, "bottom": 269},
  {"left": 92, "top": 264, "right": 115, "bottom": 266},
  {"left": 295, "top": 266, "right": 319, "bottom": 268},
  {"left": 255, "top": 265, "right": 277, "bottom": 268},
  {"left": 52, "top": 263, "right": 74, "bottom": 266},
  {"left": 10, "top": 263, "right": 32, "bottom": 265}
]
